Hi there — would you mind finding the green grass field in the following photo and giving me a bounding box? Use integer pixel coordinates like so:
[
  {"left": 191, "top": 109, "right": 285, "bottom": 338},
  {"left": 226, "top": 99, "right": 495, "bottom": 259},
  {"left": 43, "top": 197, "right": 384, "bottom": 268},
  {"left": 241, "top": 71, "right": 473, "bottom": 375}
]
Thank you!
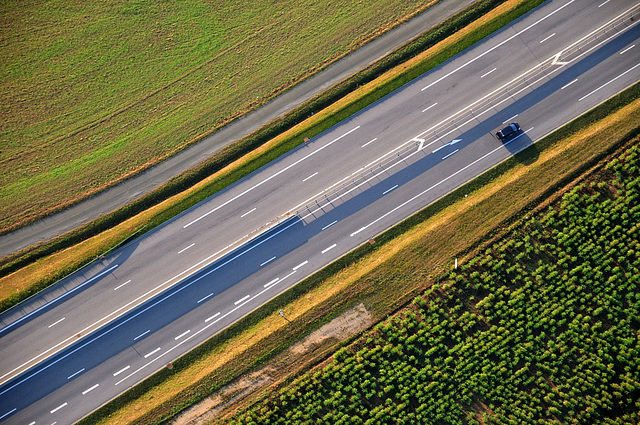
[{"left": 0, "top": 0, "right": 431, "bottom": 232}]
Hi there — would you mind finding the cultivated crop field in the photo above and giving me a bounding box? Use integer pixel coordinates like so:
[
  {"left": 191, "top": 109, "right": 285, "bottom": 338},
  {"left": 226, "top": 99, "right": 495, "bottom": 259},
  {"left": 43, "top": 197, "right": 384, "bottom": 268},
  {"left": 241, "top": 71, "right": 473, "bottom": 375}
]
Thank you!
[
  {"left": 0, "top": 0, "right": 430, "bottom": 232},
  {"left": 225, "top": 142, "right": 640, "bottom": 424}
]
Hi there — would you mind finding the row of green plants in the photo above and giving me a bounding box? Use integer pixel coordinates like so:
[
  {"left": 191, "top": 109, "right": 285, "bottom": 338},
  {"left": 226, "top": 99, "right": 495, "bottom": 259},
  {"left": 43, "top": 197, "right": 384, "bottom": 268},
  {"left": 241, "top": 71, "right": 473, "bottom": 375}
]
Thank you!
[{"left": 225, "top": 142, "right": 640, "bottom": 424}]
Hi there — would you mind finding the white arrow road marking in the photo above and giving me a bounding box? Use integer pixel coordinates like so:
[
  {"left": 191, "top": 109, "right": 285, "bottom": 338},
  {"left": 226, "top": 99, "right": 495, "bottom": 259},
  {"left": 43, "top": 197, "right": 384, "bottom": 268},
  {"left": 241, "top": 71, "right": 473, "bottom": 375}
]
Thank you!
[{"left": 433, "top": 139, "right": 462, "bottom": 153}]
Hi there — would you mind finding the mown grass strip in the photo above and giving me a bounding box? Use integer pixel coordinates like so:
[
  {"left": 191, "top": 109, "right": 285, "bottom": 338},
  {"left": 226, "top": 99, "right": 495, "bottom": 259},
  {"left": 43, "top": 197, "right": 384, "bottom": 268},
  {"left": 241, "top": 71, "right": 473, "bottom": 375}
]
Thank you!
[
  {"left": 76, "top": 76, "right": 640, "bottom": 425},
  {"left": 0, "top": 0, "right": 539, "bottom": 313}
]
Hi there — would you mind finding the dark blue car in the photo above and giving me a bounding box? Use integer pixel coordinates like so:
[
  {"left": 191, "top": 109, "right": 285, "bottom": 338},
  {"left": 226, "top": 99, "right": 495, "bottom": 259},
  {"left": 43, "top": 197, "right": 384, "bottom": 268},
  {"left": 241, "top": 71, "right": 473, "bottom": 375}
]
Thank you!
[{"left": 496, "top": 122, "right": 521, "bottom": 140}]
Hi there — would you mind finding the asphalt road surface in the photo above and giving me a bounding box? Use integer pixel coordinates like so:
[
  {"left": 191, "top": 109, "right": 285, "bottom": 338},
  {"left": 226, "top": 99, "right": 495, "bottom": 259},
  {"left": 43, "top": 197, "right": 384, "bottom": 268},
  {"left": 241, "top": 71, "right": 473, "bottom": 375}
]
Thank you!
[{"left": 1, "top": 0, "right": 638, "bottom": 423}]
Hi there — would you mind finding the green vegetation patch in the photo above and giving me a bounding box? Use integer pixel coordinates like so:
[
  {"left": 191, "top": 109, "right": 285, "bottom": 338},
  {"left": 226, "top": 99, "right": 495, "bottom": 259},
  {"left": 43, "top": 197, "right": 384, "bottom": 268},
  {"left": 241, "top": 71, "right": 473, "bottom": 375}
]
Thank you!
[
  {"left": 224, "top": 143, "right": 640, "bottom": 424},
  {"left": 0, "top": 0, "right": 430, "bottom": 231}
]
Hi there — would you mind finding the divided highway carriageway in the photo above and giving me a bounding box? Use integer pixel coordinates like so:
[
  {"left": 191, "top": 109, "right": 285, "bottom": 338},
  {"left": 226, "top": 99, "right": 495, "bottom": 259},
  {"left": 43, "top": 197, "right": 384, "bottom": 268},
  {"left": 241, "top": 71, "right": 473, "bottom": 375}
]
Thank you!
[{"left": 1, "top": 0, "right": 638, "bottom": 423}]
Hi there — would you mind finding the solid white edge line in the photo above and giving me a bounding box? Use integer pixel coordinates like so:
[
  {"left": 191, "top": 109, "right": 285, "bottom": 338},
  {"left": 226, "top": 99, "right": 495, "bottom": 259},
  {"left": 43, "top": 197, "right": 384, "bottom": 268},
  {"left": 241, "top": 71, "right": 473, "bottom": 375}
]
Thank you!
[
  {"left": 0, "top": 264, "right": 121, "bottom": 382},
  {"left": 14, "top": 2, "right": 631, "bottom": 387},
  {"left": 293, "top": 260, "right": 308, "bottom": 271},
  {"left": 28, "top": 0, "right": 632, "bottom": 390},
  {"left": 115, "top": 270, "right": 301, "bottom": 386},
  {"left": 4, "top": 218, "right": 303, "bottom": 394},
  {"left": 234, "top": 295, "right": 251, "bottom": 305},
  {"left": 578, "top": 63, "right": 640, "bottom": 102},
  {"left": 322, "top": 244, "right": 337, "bottom": 254},
  {"left": 113, "top": 365, "right": 130, "bottom": 376},
  {"left": 174, "top": 330, "right": 191, "bottom": 340},
  {"left": 350, "top": 132, "right": 528, "bottom": 238},
  {"left": 416, "top": 1, "right": 638, "bottom": 152},
  {"left": 114, "top": 279, "right": 132, "bottom": 291},
  {"left": 50, "top": 402, "right": 68, "bottom": 414},
  {"left": 305, "top": 62, "right": 552, "bottom": 223},
  {"left": 82, "top": 384, "right": 99, "bottom": 395},
  {"left": 0, "top": 263, "right": 118, "bottom": 338},
  {"left": 144, "top": 348, "right": 161, "bottom": 359}
]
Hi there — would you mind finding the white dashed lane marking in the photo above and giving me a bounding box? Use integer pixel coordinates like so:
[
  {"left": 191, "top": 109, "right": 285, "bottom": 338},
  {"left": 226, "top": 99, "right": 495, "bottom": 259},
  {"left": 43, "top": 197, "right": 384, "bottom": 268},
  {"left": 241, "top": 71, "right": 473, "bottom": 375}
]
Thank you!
[
  {"left": 322, "top": 220, "right": 337, "bottom": 230},
  {"left": 48, "top": 317, "right": 65, "bottom": 328},
  {"left": 50, "top": 402, "right": 68, "bottom": 414},
  {"left": 134, "top": 330, "right": 150, "bottom": 341},
  {"left": 114, "top": 280, "right": 131, "bottom": 290},
  {"left": 113, "top": 365, "right": 130, "bottom": 376},
  {"left": 260, "top": 256, "right": 276, "bottom": 267},
  {"left": 421, "top": 103, "right": 437, "bottom": 113},
  {"left": 540, "top": 32, "right": 556, "bottom": 43},
  {"left": 234, "top": 295, "right": 251, "bottom": 305},
  {"left": 322, "top": 244, "right": 337, "bottom": 254},
  {"left": 293, "top": 260, "right": 308, "bottom": 271},
  {"left": 383, "top": 185, "right": 398, "bottom": 195},
  {"left": 178, "top": 244, "right": 195, "bottom": 254},
  {"left": 480, "top": 67, "right": 497, "bottom": 78},
  {"left": 144, "top": 348, "right": 161, "bottom": 359},
  {"left": 67, "top": 368, "right": 85, "bottom": 380},
  {"left": 174, "top": 330, "right": 190, "bottom": 340},
  {"left": 82, "top": 384, "right": 99, "bottom": 395},
  {"left": 302, "top": 172, "right": 319, "bottom": 182},
  {"left": 241, "top": 208, "right": 257, "bottom": 218}
]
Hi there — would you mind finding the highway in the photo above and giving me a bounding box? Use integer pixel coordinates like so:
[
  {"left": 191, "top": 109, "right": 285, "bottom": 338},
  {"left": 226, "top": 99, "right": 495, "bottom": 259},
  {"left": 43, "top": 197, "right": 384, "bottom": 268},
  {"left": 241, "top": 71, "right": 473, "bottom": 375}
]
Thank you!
[
  {"left": 1, "top": 0, "right": 639, "bottom": 423},
  {"left": 0, "top": 0, "right": 478, "bottom": 257}
]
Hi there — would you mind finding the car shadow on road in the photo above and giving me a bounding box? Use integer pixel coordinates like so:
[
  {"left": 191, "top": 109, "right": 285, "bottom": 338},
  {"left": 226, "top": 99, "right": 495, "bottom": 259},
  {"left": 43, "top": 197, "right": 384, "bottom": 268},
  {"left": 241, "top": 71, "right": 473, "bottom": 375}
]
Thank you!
[{"left": 501, "top": 131, "right": 539, "bottom": 165}]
